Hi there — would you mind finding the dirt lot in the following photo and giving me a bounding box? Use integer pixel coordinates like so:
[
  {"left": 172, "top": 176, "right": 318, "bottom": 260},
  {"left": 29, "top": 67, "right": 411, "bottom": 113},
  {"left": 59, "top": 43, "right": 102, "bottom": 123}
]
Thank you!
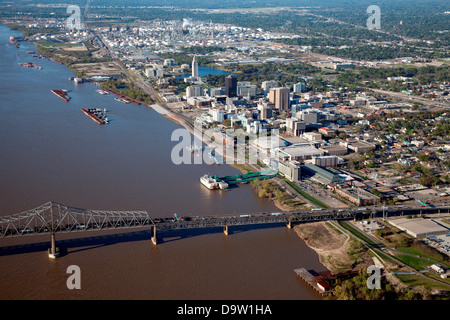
[
  {"left": 295, "top": 221, "right": 372, "bottom": 274},
  {"left": 62, "top": 46, "right": 88, "bottom": 52},
  {"left": 71, "top": 62, "right": 122, "bottom": 77}
]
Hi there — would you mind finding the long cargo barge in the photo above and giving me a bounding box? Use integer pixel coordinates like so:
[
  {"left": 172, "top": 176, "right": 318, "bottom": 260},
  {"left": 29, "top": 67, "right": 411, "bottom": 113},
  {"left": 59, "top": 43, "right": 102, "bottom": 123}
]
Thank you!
[
  {"left": 103, "top": 88, "right": 141, "bottom": 105},
  {"left": 18, "top": 62, "right": 42, "bottom": 70},
  {"left": 51, "top": 89, "right": 70, "bottom": 102},
  {"left": 81, "top": 108, "right": 109, "bottom": 125}
]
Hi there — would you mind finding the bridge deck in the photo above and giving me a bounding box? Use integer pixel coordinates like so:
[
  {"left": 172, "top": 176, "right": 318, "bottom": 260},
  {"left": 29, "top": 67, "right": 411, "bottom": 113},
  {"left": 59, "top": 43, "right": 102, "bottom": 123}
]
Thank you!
[{"left": 0, "top": 202, "right": 448, "bottom": 238}]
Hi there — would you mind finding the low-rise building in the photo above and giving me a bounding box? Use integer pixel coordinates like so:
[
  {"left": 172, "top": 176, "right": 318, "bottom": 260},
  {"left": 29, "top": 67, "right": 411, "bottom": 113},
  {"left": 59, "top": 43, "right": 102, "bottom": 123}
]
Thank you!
[
  {"left": 187, "top": 96, "right": 214, "bottom": 108},
  {"left": 163, "top": 95, "right": 180, "bottom": 103},
  {"left": 303, "top": 132, "right": 322, "bottom": 142},
  {"left": 319, "top": 127, "right": 335, "bottom": 136},
  {"left": 346, "top": 140, "right": 376, "bottom": 153},
  {"left": 319, "top": 145, "right": 348, "bottom": 156},
  {"left": 431, "top": 264, "right": 445, "bottom": 273},
  {"left": 335, "top": 187, "right": 380, "bottom": 206}
]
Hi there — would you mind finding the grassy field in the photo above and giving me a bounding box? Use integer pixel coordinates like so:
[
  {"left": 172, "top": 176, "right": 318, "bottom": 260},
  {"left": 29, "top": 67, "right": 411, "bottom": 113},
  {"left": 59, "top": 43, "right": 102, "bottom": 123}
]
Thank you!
[
  {"left": 396, "top": 246, "right": 450, "bottom": 269},
  {"left": 395, "top": 273, "right": 450, "bottom": 291},
  {"left": 394, "top": 254, "right": 432, "bottom": 270}
]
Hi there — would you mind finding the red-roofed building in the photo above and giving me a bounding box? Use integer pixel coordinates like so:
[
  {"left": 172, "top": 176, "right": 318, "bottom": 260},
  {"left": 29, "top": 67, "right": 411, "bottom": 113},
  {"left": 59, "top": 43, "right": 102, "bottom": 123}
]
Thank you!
[{"left": 319, "top": 127, "right": 335, "bottom": 136}]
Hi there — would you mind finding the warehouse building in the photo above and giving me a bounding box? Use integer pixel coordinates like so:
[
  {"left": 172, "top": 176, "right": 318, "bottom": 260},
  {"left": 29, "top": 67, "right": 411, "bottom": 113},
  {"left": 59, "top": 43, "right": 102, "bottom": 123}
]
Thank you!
[
  {"left": 335, "top": 187, "right": 380, "bottom": 206},
  {"left": 389, "top": 218, "right": 449, "bottom": 238}
]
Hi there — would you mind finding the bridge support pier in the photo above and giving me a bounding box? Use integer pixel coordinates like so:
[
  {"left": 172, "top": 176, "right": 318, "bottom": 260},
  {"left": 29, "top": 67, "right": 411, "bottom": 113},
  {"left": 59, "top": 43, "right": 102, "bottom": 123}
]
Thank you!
[
  {"left": 48, "top": 232, "right": 60, "bottom": 259},
  {"left": 286, "top": 219, "right": 292, "bottom": 229},
  {"left": 151, "top": 225, "right": 158, "bottom": 245},
  {"left": 223, "top": 224, "right": 229, "bottom": 236}
]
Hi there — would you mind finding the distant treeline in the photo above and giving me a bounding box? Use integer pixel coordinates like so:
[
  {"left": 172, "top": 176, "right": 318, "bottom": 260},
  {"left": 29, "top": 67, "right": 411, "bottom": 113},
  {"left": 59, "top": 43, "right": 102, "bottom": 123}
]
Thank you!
[
  {"left": 335, "top": 64, "right": 450, "bottom": 87},
  {"left": 3, "top": 0, "right": 449, "bottom": 44}
]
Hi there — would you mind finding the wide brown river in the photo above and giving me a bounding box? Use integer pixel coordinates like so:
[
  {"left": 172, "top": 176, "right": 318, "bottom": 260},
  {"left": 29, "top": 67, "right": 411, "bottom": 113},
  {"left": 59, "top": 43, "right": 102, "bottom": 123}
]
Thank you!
[{"left": 0, "top": 25, "right": 325, "bottom": 300}]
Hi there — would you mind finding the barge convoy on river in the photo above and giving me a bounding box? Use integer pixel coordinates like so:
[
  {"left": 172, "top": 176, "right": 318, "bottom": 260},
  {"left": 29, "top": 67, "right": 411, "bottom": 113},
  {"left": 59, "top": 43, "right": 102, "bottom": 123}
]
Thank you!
[
  {"left": 18, "top": 62, "right": 42, "bottom": 70},
  {"left": 51, "top": 89, "right": 70, "bottom": 102},
  {"left": 81, "top": 108, "right": 109, "bottom": 125}
]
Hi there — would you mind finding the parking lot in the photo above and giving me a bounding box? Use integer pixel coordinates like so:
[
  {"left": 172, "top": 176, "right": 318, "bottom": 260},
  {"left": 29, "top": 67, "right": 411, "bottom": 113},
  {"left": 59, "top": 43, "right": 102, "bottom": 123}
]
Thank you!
[
  {"left": 424, "top": 232, "right": 450, "bottom": 257},
  {"left": 296, "top": 179, "right": 348, "bottom": 208}
]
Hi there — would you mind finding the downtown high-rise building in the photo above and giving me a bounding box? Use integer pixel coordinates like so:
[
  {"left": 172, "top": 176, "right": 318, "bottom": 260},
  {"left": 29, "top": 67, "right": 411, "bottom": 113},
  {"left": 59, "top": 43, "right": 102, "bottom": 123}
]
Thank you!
[
  {"left": 225, "top": 74, "right": 237, "bottom": 98},
  {"left": 192, "top": 55, "right": 199, "bottom": 78},
  {"left": 269, "top": 87, "right": 290, "bottom": 112}
]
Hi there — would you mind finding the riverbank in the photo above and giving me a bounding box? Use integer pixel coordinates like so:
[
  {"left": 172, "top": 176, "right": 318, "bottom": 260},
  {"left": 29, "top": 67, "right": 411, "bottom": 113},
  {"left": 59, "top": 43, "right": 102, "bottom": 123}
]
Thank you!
[{"left": 294, "top": 221, "right": 372, "bottom": 275}]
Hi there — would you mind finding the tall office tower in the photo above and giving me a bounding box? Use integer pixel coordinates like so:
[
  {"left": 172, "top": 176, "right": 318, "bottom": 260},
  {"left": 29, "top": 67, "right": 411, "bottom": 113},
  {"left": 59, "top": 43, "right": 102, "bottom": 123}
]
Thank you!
[
  {"left": 272, "top": 87, "right": 290, "bottom": 112},
  {"left": 269, "top": 88, "right": 276, "bottom": 104},
  {"left": 192, "top": 55, "right": 199, "bottom": 78},
  {"left": 225, "top": 74, "right": 237, "bottom": 98}
]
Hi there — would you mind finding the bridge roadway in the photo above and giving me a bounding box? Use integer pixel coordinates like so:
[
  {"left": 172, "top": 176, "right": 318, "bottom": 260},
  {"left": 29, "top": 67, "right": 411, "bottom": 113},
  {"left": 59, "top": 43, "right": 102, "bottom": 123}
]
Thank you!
[
  {"left": 0, "top": 201, "right": 449, "bottom": 257},
  {"left": 156, "top": 205, "right": 450, "bottom": 231}
]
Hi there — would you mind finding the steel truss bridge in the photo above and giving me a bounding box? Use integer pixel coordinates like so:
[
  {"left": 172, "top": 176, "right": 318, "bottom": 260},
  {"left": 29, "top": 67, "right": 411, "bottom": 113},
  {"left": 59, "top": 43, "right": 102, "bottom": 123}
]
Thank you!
[
  {"left": 1, "top": 202, "right": 449, "bottom": 256},
  {"left": 0, "top": 202, "right": 153, "bottom": 238}
]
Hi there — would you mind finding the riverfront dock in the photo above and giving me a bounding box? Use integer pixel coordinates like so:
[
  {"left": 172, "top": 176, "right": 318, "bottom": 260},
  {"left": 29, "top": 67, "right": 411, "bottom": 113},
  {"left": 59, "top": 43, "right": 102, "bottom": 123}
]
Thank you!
[
  {"left": 294, "top": 268, "right": 333, "bottom": 295},
  {"left": 201, "top": 170, "right": 277, "bottom": 190},
  {"left": 214, "top": 170, "right": 277, "bottom": 186}
]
